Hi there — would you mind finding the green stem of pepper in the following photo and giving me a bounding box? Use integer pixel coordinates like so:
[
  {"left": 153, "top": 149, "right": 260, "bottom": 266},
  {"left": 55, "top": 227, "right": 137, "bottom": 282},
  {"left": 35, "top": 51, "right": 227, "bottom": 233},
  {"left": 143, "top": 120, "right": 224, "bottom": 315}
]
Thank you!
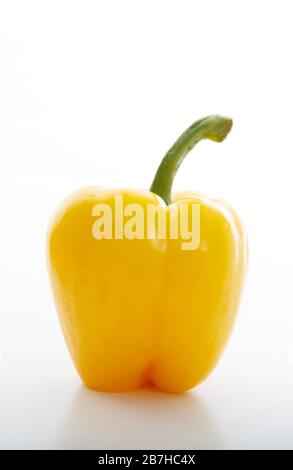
[{"left": 150, "top": 115, "right": 233, "bottom": 205}]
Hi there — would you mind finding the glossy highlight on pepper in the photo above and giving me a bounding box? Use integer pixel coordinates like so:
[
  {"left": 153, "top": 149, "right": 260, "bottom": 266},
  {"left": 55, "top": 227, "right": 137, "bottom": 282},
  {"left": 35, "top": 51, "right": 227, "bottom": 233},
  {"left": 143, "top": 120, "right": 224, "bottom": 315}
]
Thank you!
[{"left": 47, "top": 115, "right": 248, "bottom": 393}]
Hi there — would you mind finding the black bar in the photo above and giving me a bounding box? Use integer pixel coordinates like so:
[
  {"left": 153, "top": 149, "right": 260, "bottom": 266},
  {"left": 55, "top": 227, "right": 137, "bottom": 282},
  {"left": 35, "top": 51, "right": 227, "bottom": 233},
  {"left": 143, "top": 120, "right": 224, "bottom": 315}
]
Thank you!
[{"left": 0, "top": 449, "right": 290, "bottom": 465}]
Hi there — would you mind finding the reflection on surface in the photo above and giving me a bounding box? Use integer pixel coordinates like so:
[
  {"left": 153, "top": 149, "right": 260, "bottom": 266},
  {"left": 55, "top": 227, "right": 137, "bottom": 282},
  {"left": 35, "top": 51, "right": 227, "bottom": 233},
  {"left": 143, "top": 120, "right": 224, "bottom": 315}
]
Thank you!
[{"left": 57, "top": 385, "right": 220, "bottom": 449}]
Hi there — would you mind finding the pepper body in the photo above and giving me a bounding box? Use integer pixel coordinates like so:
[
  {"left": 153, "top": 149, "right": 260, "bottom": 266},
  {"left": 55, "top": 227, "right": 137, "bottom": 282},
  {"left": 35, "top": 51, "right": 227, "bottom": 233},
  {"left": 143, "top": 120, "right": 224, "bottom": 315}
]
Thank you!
[
  {"left": 48, "top": 189, "right": 246, "bottom": 393},
  {"left": 47, "top": 116, "right": 248, "bottom": 393}
]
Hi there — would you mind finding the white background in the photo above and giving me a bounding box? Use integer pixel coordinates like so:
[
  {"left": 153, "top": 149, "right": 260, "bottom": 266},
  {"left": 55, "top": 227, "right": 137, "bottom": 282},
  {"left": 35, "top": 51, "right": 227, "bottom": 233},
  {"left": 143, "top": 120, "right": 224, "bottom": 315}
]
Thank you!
[{"left": 0, "top": 0, "right": 293, "bottom": 449}]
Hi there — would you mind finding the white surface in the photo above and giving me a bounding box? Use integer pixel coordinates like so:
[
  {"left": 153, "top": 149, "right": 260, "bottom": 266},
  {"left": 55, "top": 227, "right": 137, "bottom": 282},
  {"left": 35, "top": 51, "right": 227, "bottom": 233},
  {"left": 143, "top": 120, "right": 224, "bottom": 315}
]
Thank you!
[{"left": 1, "top": 0, "right": 293, "bottom": 450}]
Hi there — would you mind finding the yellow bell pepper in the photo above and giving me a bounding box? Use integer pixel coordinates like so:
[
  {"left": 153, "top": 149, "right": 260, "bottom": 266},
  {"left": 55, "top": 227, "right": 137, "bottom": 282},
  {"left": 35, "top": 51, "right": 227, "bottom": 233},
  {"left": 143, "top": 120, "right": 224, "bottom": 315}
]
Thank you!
[{"left": 47, "top": 115, "right": 247, "bottom": 393}]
